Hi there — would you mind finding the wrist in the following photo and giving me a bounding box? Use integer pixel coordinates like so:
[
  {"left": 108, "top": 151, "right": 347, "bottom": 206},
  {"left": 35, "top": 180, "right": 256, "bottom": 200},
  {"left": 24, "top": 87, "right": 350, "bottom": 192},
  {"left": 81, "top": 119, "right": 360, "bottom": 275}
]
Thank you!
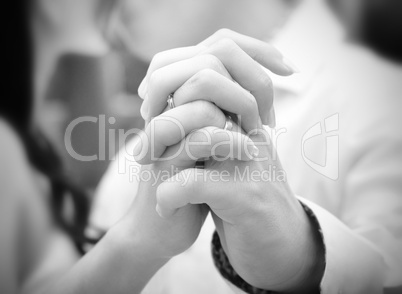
[
  {"left": 109, "top": 219, "right": 170, "bottom": 268},
  {"left": 75, "top": 216, "right": 170, "bottom": 294},
  {"left": 279, "top": 202, "right": 325, "bottom": 293}
]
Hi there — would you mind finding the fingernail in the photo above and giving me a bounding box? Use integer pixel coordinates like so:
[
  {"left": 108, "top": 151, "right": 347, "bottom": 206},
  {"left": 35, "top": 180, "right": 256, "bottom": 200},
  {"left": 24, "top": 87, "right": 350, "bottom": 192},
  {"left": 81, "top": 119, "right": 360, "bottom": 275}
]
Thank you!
[
  {"left": 251, "top": 117, "right": 263, "bottom": 135},
  {"left": 267, "top": 107, "right": 276, "bottom": 128},
  {"left": 246, "top": 139, "right": 259, "bottom": 158},
  {"left": 155, "top": 204, "right": 164, "bottom": 218},
  {"left": 250, "top": 144, "right": 259, "bottom": 158},
  {"left": 140, "top": 96, "right": 149, "bottom": 119},
  {"left": 282, "top": 57, "right": 300, "bottom": 74},
  {"left": 224, "top": 116, "right": 233, "bottom": 131},
  {"left": 138, "top": 78, "right": 148, "bottom": 99}
]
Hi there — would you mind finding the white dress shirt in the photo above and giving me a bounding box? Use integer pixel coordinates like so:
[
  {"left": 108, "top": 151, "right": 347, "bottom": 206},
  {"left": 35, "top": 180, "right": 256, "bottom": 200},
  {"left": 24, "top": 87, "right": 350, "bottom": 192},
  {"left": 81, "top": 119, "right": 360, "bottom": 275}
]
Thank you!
[{"left": 90, "top": 0, "right": 402, "bottom": 292}]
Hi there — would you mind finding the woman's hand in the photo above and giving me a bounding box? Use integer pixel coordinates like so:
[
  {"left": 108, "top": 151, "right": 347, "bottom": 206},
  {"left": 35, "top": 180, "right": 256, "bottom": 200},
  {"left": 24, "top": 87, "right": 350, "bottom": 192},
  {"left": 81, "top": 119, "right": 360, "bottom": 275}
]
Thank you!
[{"left": 138, "top": 29, "right": 298, "bottom": 129}]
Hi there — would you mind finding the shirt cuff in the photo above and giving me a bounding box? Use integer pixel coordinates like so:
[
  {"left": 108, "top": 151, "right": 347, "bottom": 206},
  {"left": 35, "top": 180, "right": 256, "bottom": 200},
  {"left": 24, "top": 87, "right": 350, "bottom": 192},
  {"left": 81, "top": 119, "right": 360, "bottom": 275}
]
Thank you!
[
  {"left": 298, "top": 197, "right": 386, "bottom": 293},
  {"left": 211, "top": 200, "right": 322, "bottom": 294},
  {"left": 211, "top": 231, "right": 275, "bottom": 294}
]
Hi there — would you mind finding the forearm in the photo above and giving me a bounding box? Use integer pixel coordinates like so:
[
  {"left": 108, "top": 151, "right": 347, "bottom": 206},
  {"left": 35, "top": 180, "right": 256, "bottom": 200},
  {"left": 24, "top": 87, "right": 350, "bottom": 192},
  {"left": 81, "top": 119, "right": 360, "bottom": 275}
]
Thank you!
[
  {"left": 278, "top": 201, "right": 325, "bottom": 293},
  {"left": 42, "top": 222, "right": 168, "bottom": 294}
]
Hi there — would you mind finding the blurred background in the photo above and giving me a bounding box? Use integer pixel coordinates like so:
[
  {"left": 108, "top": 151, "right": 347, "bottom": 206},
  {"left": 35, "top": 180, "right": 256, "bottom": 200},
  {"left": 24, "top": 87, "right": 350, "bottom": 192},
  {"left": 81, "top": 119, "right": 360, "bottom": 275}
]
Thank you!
[
  {"left": 32, "top": 0, "right": 402, "bottom": 193},
  {"left": 1, "top": 0, "right": 402, "bottom": 293}
]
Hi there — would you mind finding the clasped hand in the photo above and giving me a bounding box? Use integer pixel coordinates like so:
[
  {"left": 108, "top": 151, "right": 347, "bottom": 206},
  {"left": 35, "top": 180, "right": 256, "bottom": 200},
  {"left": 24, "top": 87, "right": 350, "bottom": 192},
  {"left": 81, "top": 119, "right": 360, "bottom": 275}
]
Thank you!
[{"left": 123, "top": 29, "right": 324, "bottom": 292}]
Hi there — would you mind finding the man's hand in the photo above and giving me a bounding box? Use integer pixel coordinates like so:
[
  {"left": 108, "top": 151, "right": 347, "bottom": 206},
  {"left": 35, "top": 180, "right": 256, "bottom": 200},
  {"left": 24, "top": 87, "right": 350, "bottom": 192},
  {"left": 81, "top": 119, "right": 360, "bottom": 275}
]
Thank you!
[{"left": 155, "top": 122, "right": 325, "bottom": 292}]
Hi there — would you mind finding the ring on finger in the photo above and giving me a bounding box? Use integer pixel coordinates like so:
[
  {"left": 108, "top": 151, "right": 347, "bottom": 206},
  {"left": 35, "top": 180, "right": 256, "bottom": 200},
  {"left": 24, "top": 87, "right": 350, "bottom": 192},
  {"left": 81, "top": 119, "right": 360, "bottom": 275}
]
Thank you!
[
  {"left": 223, "top": 115, "right": 233, "bottom": 131},
  {"left": 167, "top": 93, "right": 176, "bottom": 109}
]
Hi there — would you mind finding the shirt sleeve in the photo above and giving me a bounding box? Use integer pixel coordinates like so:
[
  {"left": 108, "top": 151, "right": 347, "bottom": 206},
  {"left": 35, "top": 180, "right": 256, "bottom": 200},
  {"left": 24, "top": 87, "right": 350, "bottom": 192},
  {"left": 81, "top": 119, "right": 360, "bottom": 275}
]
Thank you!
[
  {"left": 298, "top": 197, "right": 387, "bottom": 293},
  {"left": 211, "top": 231, "right": 273, "bottom": 294},
  {"left": 305, "top": 102, "right": 402, "bottom": 293},
  {"left": 299, "top": 89, "right": 402, "bottom": 292},
  {"left": 297, "top": 123, "right": 402, "bottom": 293},
  {"left": 212, "top": 192, "right": 399, "bottom": 294}
]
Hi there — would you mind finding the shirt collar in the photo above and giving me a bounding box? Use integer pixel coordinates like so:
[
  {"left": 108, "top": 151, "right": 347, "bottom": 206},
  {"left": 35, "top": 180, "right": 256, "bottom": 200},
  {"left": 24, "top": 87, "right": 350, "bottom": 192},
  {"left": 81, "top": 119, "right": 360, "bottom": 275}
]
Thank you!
[{"left": 268, "top": 0, "right": 346, "bottom": 96}]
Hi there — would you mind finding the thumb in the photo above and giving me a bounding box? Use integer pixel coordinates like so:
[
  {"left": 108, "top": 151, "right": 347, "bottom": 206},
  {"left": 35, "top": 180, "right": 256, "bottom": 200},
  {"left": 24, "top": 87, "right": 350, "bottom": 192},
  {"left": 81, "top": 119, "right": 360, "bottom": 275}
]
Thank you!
[{"left": 155, "top": 168, "right": 220, "bottom": 218}]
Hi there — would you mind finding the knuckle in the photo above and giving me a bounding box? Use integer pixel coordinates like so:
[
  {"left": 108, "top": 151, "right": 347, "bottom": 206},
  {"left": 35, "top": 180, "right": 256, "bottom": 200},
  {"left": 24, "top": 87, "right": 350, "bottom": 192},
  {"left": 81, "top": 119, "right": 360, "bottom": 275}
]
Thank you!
[
  {"left": 215, "top": 28, "right": 233, "bottom": 38},
  {"left": 148, "top": 69, "right": 162, "bottom": 89},
  {"left": 216, "top": 38, "right": 238, "bottom": 53},
  {"left": 189, "top": 68, "right": 216, "bottom": 88},
  {"left": 196, "top": 100, "right": 215, "bottom": 117},
  {"left": 152, "top": 51, "right": 165, "bottom": 63},
  {"left": 148, "top": 51, "right": 167, "bottom": 73},
  {"left": 194, "top": 100, "right": 223, "bottom": 124},
  {"left": 150, "top": 51, "right": 163, "bottom": 66},
  {"left": 201, "top": 54, "right": 225, "bottom": 73}
]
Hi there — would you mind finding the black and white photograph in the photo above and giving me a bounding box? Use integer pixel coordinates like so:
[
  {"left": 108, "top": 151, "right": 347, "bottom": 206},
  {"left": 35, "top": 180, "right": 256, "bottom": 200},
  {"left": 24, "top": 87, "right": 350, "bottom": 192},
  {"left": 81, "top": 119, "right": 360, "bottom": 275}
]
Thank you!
[{"left": 1, "top": 0, "right": 402, "bottom": 293}]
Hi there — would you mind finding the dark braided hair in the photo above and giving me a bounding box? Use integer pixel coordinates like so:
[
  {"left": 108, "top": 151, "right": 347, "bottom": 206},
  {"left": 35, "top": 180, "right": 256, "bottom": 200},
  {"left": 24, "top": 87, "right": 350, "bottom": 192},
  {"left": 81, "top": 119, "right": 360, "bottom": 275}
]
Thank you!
[{"left": 1, "top": 0, "right": 92, "bottom": 254}]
